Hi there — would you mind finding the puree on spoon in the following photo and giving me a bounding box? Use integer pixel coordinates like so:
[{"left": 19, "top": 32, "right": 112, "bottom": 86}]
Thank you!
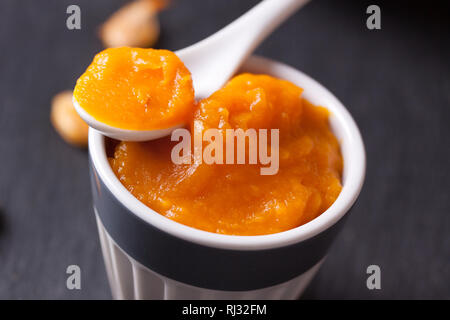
[
  {"left": 74, "top": 47, "right": 195, "bottom": 130},
  {"left": 107, "top": 72, "right": 343, "bottom": 236}
]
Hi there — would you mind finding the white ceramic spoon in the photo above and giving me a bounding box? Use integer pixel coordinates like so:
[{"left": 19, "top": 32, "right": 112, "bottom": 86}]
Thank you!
[{"left": 74, "top": 0, "right": 311, "bottom": 141}]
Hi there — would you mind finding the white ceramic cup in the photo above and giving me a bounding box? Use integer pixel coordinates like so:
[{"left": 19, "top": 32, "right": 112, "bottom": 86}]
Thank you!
[{"left": 88, "top": 55, "right": 366, "bottom": 299}]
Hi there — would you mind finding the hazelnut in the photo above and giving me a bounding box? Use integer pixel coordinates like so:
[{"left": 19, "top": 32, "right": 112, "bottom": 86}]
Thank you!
[
  {"left": 100, "top": 0, "right": 168, "bottom": 48},
  {"left": 50, "top": 91, "right": 89, "bottom": 147}
]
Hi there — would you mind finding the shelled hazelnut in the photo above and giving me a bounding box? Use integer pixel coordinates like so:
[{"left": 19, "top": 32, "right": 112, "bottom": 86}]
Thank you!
[{"left": 50, "top": 91, "right": 89, "bottom": 147}]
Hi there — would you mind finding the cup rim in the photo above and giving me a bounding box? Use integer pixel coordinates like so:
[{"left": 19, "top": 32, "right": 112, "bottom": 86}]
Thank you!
[{"left": 89, "top": 55, "right": 366, "bottom": 251}]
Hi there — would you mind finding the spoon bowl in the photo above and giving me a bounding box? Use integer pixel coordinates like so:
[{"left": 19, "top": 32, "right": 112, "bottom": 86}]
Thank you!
[{"left": 72, "top": 97, "right": 182, "bottom": 141}]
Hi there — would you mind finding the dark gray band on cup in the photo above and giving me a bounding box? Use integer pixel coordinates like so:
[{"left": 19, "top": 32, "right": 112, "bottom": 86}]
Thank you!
[{"left": 90, "top": 160, "right": 349, "bottom": 291}]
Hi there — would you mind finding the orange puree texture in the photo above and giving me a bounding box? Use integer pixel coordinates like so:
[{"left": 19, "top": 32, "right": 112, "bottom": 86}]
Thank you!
[
  {"left": 74, "top": 47, "right": 195, "bottom": 130},
  {"left": 109, "top": 73, "right": 343, "bottom": 236}
]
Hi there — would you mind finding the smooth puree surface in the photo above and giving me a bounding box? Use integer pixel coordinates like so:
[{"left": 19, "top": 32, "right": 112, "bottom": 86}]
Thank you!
[
  {"left": 74, "top": 47, "right": 195, "bottom": 130},
  {"left": 109, "top": 73, "right": 343, "bottom": 236}
]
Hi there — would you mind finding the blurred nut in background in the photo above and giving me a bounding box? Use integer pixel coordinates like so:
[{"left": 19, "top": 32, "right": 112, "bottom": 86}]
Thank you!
[
  {"left": 51, "top": 91, "right": 89, "bottom": 147},
  {"left": 100, "top": 0, "right": 168, "bottom": 48}
]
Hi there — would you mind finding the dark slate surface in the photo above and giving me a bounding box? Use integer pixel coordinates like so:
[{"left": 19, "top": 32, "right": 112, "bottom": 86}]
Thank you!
[{"left": 0, "top": 0, "right": 448, "bottom": 299}]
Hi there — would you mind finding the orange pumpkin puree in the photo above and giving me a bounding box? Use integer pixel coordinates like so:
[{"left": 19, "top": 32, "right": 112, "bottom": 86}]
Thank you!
[
  {"left": 74, "top": 47, "right": 195, "bottom": 130},
  {"left": 108, "top": 73, "right": 343, "bottom": 235}
]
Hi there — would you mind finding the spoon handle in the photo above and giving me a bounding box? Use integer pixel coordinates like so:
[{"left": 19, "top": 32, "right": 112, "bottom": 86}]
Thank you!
[
  {"left": 177, "top": 0, "right": 311, "bottom": 98},
  {"left": 230, "top": 0, "right": 311, "bottom": 50}
]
